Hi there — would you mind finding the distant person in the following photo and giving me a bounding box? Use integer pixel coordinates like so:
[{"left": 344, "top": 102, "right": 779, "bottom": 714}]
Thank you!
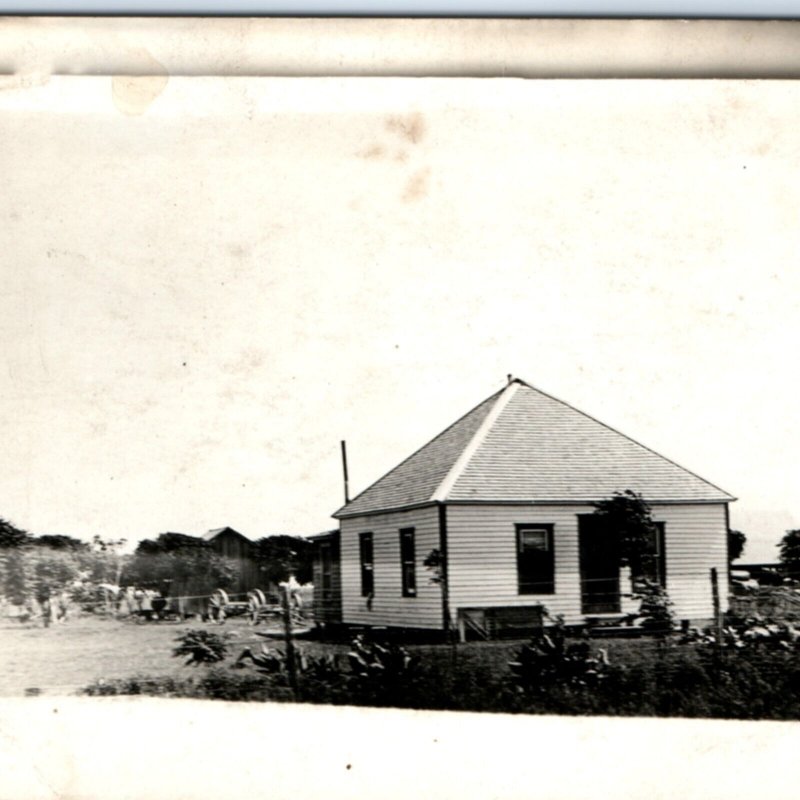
[
  {"left": 133, "top": 587, "right": 145, "bottom": 619},
  {"left": 36, "top": 585, "right": 53, "bottom": 628},
  {"left": 141, "top": 588, "right": 154, "bottom": 621}
]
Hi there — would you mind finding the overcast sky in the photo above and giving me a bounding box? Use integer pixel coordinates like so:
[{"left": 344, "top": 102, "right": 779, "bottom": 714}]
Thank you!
[{"left": 1, "top": 77, "right": 797, "bottom": 561}]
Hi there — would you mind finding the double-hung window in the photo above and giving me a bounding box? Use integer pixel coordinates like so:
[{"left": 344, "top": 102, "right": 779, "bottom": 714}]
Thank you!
[
  {"left": 516, "top": 524, "right": 555, "bottom": 595},
  {"left": 400, "top": 528, "right": 416, "bottom": 597}
]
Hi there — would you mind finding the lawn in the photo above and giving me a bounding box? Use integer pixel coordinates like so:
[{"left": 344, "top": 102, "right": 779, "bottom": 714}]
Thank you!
[
  {"left": 0, "top": 612, "right": 663, "bottom": 698},
  {"left": 0, "top": 614, "right": 335, "bottom": 697}
]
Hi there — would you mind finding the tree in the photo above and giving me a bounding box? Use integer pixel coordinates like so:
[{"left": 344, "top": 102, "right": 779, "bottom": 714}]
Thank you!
[
  {"left": 0, "top": 518, "right": 33, "bottom": 548},
  {"left": 121, "top": 536, "right": 237, "bottom": 592},
  {"left": 591, "top": 490, "right": 659, "bottom": 580},
  {"left": 137, "top": 532, "right": 207, "bottom": 554},
  {"left": 252, "top": 535, "right": 313, "bottom": 585},
  {"left": 1, "top": 546, "right": 81, "bottom": 606},
  {"left": 779, "top": 530, "right": 800, "bottom": 580},
  {"left": 34, "top": 534, "right": 88, "bottom": 551},
  {"left": 728, "top": 529, "right": 746, "bottom": 563}
]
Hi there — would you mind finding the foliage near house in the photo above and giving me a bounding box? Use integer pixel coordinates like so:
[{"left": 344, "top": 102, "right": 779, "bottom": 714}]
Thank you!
[
  {"left": 728, "top": 529, "right": 746, "bottom": 562},
  {"left": 591, "top": 490, "right": 660, "bottom": 580},
  {"left": 251, "top": 535, "right": 313, "bottom": 585}
]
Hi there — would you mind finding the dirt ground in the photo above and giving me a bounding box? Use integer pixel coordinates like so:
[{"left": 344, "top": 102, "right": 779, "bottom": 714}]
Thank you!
[{"left": 0, "top": 613, "right": 307, "bottom": 697}]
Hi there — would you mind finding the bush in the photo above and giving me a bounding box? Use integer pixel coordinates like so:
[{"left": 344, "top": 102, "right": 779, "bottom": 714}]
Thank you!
[
  {"left": 508, "top": 626, "right": 610, "bottom": 695},
  {"left": 81, "top": 675, "right": 195, "bottom": 697},
  {"left": 173, "top": 629, "right": 230, "bottom": 665},
  {"left": 632, "top": 580, "right": 675, "bottom": 634}
]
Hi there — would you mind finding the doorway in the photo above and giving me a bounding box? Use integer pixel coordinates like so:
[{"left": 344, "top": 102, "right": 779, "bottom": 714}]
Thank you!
[{"left": 578, "top": 515, "right": 621, "bottom": 614}]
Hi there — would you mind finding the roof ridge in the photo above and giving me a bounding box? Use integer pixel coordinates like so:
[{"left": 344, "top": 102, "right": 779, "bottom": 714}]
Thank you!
[
  {"left": 431, "top": 381, "right": 519, "bottom": 502},
  {"left": 333, "top": 384, "right": 507, "bottom": 517},
  {"left": 510, "top": 377, "right": 736, "bottom": 501}
]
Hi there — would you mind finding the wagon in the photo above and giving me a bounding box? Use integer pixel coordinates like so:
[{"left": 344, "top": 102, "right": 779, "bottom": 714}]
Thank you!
[{"left": 206, "top": 588, "right": 284, "bottom": 624}]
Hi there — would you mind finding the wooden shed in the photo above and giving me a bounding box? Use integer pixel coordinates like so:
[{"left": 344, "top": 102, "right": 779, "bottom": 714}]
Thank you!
[
  {"left": 327, "top": 378, "right": 735, "bottom": 637},
  {"left": 202, "top": 527, "right": 261, "bottom": 596}
]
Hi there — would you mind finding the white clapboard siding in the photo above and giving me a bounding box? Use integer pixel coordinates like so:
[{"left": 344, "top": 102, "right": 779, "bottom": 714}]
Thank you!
[
  {"left": 340, "top": 506, "right": 442, "bottom": 629},
  {"left": 447, "top": 505, "right": 583, "bottom": 623},
  {"left": 447, "top": 503, "right": 729, "bottom": 625},
  {"left": 658, "top": 503, "right": 730, "bottom": 621}
]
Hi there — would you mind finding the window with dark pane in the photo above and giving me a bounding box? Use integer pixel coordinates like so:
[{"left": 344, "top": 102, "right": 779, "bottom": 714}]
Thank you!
[
  {"left": 400, "top": 528, "right": 416, "bottom": 597},
  {"left": 359, "top": 532, "right": 374, "bottom": 597},
  {"left": 640, "top": 522, "right": 666, "bottom": 587},
  {"left": 516, "top": 523, "right": 555, "bottom": 595}
]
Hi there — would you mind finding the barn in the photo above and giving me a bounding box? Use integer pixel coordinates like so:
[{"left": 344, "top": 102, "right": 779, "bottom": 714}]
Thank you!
[
  {"left": 322, "top": 377, "right": 735, "bottom": 638},
  {"left": 202, "top": 527, "right": 261, "bottom": 596}
]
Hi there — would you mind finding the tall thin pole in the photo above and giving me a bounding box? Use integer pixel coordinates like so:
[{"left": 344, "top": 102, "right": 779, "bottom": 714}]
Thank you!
[
  {"left": 282, "top": 584, "right": 298, "bottom": 697},
  {"left": 341, "top": 440, "right": 350, "bottom": 504},
  {"left": 710, "top": 567, "right": 723, "bottom": 648}
]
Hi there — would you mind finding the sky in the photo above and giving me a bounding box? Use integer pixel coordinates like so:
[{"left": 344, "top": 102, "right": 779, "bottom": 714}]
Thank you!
[{"left": 0, "top": 77, "right": 798, "bottom": 561}]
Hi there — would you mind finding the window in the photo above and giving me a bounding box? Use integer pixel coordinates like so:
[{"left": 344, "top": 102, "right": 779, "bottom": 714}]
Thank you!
[
  {"left": 640, "top": 522, "right": 666, "bottom": 587},
  {"left": 320, "top": 542, "right": 332, "bottom": 597},
  {"left": 359, "top": 533, "right": 374, "bottom": 597},
  {"left": 400, "top": 528, "right": 416, "bottom": 597},
  {"left": 516, "top": 524, "right": 555, "bottom": 595}
]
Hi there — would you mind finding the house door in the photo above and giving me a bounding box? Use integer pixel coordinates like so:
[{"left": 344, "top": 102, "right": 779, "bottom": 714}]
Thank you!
[{"left": 578, "top": 515, "right": 620, "bottom": 614}]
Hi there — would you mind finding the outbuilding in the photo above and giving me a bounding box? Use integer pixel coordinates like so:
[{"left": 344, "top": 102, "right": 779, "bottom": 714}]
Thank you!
[{"left": 323, "top": 378, "right": 735, "bottom": 638}]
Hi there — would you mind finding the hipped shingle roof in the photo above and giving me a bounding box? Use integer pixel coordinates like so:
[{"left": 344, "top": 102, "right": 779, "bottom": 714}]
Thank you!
[{"left": 333, "top": 379, "right": 733, "bottom": 519}]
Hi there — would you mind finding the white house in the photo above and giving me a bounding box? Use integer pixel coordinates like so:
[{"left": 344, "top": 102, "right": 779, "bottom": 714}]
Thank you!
[{"left": 326, "top": 378, "right": 735, "bottom": 638}]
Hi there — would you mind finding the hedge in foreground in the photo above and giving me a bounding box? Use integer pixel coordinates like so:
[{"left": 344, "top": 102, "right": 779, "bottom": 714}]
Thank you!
[{"left": 80, "top": 638, "right": 800, "bottom": 720}]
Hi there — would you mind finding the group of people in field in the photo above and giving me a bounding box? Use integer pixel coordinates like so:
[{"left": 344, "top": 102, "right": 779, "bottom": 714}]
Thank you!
[
  {"left": 116, "top": 585, "right": 170, "bottom": 620},
  {"left": 34, "top": 586, "right": 71, "bottom": 627},
  {"left": 4, "top": 577, "right": 309, "bottom": 628}
]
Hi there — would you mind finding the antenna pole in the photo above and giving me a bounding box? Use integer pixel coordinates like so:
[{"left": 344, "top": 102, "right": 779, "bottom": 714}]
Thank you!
[{"left": 341, "top": 440, "right": 350, "bottom": 504}]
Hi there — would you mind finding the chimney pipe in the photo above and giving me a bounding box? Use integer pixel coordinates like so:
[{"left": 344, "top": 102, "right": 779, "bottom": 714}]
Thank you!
[{"left": 341, "top": 440, "right": 350, "bottom": 504}]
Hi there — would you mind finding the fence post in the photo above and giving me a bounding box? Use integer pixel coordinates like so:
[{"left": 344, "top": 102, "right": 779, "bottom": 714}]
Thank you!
[
  {"left": 282, "top": 583, "right": 298, "bottom": 697},
  {"left": 710, "top": 567, "right": 723, "bottom": 648}
]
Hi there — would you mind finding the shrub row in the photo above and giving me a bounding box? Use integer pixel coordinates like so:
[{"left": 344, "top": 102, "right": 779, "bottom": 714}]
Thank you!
[{"left": 81, "top": 633, "right": 800, "bottom": 720}]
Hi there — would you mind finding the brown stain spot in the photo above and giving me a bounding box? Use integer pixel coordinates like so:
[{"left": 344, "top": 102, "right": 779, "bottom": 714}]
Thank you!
[
  {"left": 111, "top": 50, "right": 169, "bottom": 116},
  {"left": 357, "top": 144, "right": 385, "bottom": 160},
  {"left": 227, "top": 243, "right": 251, "bottom": 259},
  {"left": 112, "top": 74, "right": 169, "bottom": 116},
  {"left": 402, "top": 167, "right": 431, "bottom": 203},
  {"left": 222, "top": 347, "right": 268, "bottom": 375},
  {"left": 385, "top": 113, "right": 426, "bottom": 145}
]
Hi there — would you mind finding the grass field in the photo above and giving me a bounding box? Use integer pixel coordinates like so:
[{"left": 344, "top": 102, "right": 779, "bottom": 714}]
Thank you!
[
  {"left": 0, "top": 614, "right": 328, "bottom": 697},
  {"left": 0, "top": 612, "right": 659, "bottom": 698}
]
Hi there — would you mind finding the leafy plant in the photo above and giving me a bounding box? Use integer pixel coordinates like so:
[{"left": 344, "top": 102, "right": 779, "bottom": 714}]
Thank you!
[
  {"left": 679, "top": 616, "right": 800, "bottom": 652},
  {"left": 173, "top": 628, "right": 230, "bottom": 665},
  {"left": 508, "top": 623, "right": 610, "bottom": 694},
  {"left": 592, "top": 490, "right": 659, "bottom": 580},
  {"left": 631, "top": 579, "right": 675, "bottom": 635},
  {"left": 347, "top": 635, "right": 419, "bottom": 684},
  {"left": 423, "top": 548, "right": 445, "bottom": 584},
  {"left": 728, "top": 529, "right": 746, "bottom": 562}
]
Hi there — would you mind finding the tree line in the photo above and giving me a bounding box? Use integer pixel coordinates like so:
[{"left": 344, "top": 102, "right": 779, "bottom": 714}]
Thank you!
[{"left": 0, "top": 517, "right": 314, "bottom": 611}]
